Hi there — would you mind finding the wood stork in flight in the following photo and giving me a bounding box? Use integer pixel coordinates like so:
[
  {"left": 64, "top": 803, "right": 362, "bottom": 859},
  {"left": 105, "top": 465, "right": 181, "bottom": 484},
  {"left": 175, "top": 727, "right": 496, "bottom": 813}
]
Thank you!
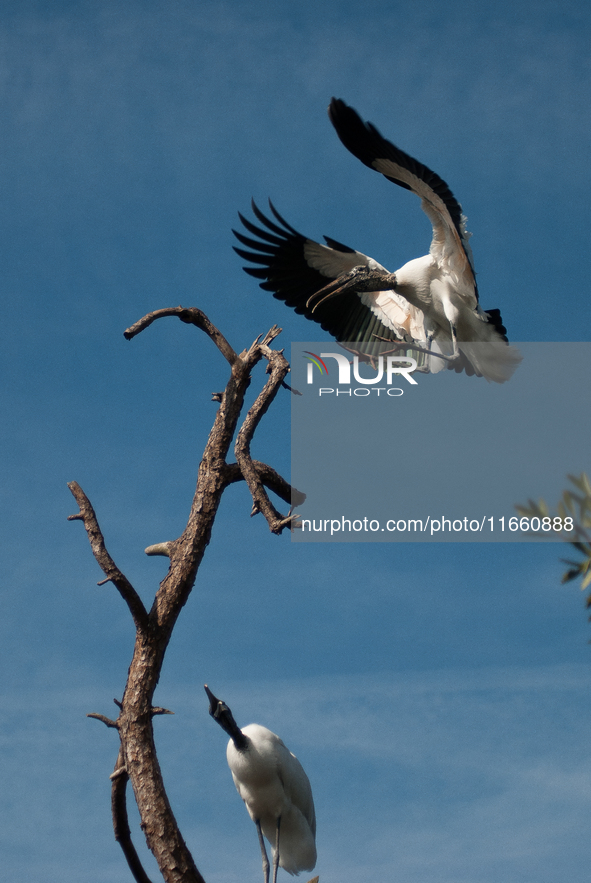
[
  {"left": 233, "top": 98, "right": 521, "bottom": 383},
  {"left": 205, "top": 685, "right": 317, "bottom": 883}
]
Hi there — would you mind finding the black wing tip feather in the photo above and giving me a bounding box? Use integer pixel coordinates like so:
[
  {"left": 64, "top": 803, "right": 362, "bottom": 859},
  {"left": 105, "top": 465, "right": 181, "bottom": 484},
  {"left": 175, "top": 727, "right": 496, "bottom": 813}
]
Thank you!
[
  {"left": 328, "top": 98, "right": 377, "bottom": 171},
  {"left": 328, "top": 97, "right": 361, "bottom": 132},
  {"left": 322, "top": 235, "right": 356, "bottom": 254},
  {"left": 327, "top": 97, "right": 466, "bottom": 236},
  {"left": 484, "top": 308, "right": 509, "bottom": 342},
  {"left": 249, "top": 199, "right": 298, "bottom": 240},
  {"left": 233, "top": 200, "right": 403, "bottom": 345}
]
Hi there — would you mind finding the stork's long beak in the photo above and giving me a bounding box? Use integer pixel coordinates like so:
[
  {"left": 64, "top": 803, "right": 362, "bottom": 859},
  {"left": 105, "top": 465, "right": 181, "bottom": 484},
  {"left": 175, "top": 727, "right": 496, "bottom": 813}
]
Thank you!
[
  {"left": 306, "top": 274, "right": 356, "bottom": 313},
  {"left": 204, "top": 684, "right": 235, "bottom": 726},
  {"left": 306, "top": 266, "right": 398, "bottom": 314},
  {"left": 204, "top": 684, "right": 221, "bottom": 716},
  {"left": 204, "top": 684, "right": 246, "bottom": 746}
]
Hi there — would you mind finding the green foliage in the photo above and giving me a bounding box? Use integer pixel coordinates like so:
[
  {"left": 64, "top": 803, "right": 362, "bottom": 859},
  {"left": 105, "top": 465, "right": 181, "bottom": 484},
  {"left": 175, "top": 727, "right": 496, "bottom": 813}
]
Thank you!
[{"left": 516, "top": 473, "right": 591, "bottom": 604}]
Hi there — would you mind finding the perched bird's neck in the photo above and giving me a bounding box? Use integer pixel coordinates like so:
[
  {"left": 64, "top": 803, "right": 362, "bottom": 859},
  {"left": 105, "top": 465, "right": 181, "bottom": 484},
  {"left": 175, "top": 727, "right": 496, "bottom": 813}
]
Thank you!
[
  {"left": 215, "top": 706, "right": 249, "bottom": 751},
  {"left": 230, "top": 727, "right": 249, "bottom": 752},
  {"left": 205, "top": 685, "right": 249, "bottom": 751}
]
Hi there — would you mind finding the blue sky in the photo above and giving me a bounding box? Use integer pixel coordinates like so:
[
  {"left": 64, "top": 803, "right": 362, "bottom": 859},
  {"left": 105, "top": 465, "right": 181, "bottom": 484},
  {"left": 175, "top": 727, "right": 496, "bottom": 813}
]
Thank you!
[{"left": 2, "top": 1, "right": 591, "bottom": 881}]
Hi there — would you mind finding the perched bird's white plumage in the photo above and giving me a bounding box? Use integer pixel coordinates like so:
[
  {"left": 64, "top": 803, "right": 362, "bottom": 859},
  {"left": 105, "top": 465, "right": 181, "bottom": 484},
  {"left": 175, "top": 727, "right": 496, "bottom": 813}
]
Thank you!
[
  {"left": 205, "top": 686, "right": 316, "bottom": 883},
  {"left": 233, "top": 97, "right": 522, "bottom": 383}
]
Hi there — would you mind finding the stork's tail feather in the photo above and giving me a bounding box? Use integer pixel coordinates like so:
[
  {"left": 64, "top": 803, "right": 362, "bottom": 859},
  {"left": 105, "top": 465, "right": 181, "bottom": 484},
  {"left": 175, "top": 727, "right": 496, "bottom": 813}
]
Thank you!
[
  {"left": 451, "top": 305, "right": 522, "bottom": 382},
  {"left": 266, "top": 805, "right": 317, "bottom": 876},
  {"left": 458, "top": 341, "right": 522, "bottom": 384}
]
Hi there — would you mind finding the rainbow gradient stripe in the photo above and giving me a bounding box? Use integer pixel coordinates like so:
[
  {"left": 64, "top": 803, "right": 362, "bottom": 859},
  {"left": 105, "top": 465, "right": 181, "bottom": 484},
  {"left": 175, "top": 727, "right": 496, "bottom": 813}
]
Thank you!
[{"left": 303, "top": 351, "right": 329, "bottom": 374}]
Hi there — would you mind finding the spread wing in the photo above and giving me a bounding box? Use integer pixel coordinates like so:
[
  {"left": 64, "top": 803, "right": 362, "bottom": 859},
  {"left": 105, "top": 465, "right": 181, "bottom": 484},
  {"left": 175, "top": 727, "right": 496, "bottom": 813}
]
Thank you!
[
  {"left": 233, "top": 200, "right": 426, "bottom": 345},
  {"left": 328, "top": 97, "right": 478, "bottom": 306}
]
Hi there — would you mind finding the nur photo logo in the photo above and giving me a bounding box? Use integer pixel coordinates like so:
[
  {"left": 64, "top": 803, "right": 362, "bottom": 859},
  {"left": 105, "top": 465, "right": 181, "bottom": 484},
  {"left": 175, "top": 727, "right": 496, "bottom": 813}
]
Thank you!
[{"left": 302, "top": 350, "right": 419, "bottom": 397}]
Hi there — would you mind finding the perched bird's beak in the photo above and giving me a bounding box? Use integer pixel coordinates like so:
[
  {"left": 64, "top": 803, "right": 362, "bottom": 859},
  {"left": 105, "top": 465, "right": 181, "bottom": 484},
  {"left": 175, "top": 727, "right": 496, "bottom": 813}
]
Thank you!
[
  {"left": 204, "top": 684, "right": 233, "bottom": 726},
  {"left": 204, "top": 684, "right": 246, "bottom": 746},
  {"left": 203, "top": 684, "right": 233, "bottom": 730},
  {"left": 204, "top": 684, "right": 222, "bottom": 717}
]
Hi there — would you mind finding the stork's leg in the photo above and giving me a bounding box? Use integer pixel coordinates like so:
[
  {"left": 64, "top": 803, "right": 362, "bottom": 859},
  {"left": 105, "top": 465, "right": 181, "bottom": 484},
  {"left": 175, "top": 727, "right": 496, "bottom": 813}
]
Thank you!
[
  {"left": 425, "top": 328, "right": 435, "bottom": 357},
  {"left": 427, "top": 321, "right": 461, "bottom": 366},
  {"left": 440, "top": 299, "right": 460, "bottom": 361},
  {"left": 367, "top": 334, "right": 456, "bottom": 369},
  {"left": 449, "top": 321, "right": 459, "bottom": 359},
  {"left": 255, "top": 820, "right": 270, "bottom": 883},
  {"left": 272, "top": 816, "right": 281, "bottom": 883},
  {"left": 415, "top": 330, "right": 436, "bottom": 374}
]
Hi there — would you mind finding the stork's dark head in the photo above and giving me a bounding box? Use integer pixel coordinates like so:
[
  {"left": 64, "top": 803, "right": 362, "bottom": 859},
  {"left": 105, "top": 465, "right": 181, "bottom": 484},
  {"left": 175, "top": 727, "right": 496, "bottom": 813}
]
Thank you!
[{"left": 204, "top": 685, "right": 248, "bottom": 749}]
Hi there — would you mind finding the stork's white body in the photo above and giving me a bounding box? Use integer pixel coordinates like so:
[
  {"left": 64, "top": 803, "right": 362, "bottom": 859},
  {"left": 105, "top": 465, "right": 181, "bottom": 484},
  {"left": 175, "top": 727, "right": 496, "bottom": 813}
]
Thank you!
[
  {"left": 227, "top": 724, "right": 317, "bottom": 876},
  {"left": 392, "top": 255, "right": 518, "bottom": 383},
  {"left": 205, "top": 685, "right": 316, "bottom": 883}
]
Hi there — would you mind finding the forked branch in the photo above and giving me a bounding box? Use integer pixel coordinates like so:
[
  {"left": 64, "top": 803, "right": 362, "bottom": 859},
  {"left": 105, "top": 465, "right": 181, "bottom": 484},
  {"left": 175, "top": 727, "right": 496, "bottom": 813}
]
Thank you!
[
  {"left": 235, "top": 343, "right": 297, "bottom": 533},
  {"left": 67, "top": 482, "right": 148, "bottom": 631}
]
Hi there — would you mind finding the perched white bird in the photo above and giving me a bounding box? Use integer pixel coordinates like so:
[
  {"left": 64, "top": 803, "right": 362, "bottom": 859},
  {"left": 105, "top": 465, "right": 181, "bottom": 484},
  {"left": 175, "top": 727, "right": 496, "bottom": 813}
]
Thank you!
[
  {"left": 233, "top": 97, "right": 521, "bottom": 383},
  {"left": 205, "top": 685, "right": 317, "bottom": 883}
]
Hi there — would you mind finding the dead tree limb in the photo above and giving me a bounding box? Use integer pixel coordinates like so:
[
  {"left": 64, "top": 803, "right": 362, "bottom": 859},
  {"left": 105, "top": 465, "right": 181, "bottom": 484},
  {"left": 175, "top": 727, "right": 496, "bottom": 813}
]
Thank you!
[
  {"left": 69, "top": 308, "right": 305, "bottom": 883},
  {"left": 235, "top": 340, "right": 297, "bottom": 532},
  {"left": 111, "top": 747, "right": 156, "bottom": 883},
  {"left": 67, "top": 484, "right": 148, "bottom": 631},
  {"left": 223, "top": 460, "right": 306, "bottom": 507}
]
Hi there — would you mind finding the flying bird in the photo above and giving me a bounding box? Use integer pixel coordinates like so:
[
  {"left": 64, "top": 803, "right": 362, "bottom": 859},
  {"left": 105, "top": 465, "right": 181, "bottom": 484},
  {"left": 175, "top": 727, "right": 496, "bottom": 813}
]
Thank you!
[
  {"left": 233, "top": 98, "right": 521, "bottom": 383},
  {"left": 205, "top": 685, "right": 317, "bottom": 883}
]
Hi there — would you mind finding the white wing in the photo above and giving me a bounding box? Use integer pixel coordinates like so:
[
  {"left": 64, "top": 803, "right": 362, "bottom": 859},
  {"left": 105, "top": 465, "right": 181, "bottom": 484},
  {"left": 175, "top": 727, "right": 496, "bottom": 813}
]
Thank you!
[{"left": 328, "top": 97, "right": 478, "bottom": 307}]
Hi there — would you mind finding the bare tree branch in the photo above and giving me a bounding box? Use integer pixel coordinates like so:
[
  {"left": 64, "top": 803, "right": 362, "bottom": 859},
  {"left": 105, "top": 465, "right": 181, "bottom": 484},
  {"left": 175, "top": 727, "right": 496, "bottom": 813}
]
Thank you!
[
  {"left": 123, "top": 306, "right": 238, "bottom": 366},
  {"left": 87, "top": 713, "right": 119, "bottom": 728},
  {"left": 67, "top": 482, "right": 149, "bottom": 631},
  {"left": 71, "top": 311, "right": 306, "bottom": 883},
  {"left": 235, "top": 344, "right": 299, "bottom": 533},
  {"left": 117, "top": 667, "right": 206, "bottom": 883},
  {"left": 223, "top": 460, "right": 306, "bottom": 507},
  {"left": 145, "top": 543, "right": 173, "bottom": 558},
  {"left": 111, "top": 747, "right": 156, "bottom": 883}
]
